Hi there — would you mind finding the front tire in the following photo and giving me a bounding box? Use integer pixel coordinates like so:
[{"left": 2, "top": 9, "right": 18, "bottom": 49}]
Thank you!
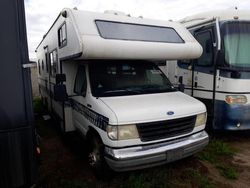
[{"left": 88, "top": 135, "right": 112, "bottom": 179}]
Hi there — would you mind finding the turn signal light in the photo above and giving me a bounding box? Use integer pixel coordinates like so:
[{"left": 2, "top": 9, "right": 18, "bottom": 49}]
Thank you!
[{"left": 225, "top": 95, "right": 247, "bottom": 105}]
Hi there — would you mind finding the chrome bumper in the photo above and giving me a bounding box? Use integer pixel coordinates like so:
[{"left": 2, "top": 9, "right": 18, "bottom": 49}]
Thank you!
[{"left": 104, "top": 131, "right": 209, "bottom": 171}]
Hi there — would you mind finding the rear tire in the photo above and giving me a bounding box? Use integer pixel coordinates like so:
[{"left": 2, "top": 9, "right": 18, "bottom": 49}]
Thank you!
[{"left": 88, "top": 135, "right": 112, "bottom": 180}]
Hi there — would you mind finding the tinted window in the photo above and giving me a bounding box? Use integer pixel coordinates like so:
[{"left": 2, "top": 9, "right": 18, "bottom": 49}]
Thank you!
[
  {"left": 38, "top": 60, "right": 41, "bottom": 75},
  {"left": 89, "top": 61, "right": 175, "bottom": 97},
  {"left": 50, "top": 50, "right": 57, "bottom": 76},
  {"left": 222, "top": 22, "right": 250, "bottom": 68},
  {"left": 74, "top": 66, "right": 87, "bottom": 96},
  {"left": 41, "top": 60, "right": 44, "bottom": 70},
  {"left": 195, "top": 31, "right": 213, "bottom": 66},
  {"left": 177, "top": 59, "right": 192, "bottom": 69},
  {"left": 58, "top": 23, "right": 67, "bottom": 47},
  {"left": 45, "top": 53, "right": 49, "bottom": 73},
  {"left": 95, "top": 20, "right": 184, "bottom": 43}
]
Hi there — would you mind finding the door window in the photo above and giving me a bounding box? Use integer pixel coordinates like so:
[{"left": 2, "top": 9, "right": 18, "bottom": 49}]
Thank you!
[{"left": 195, "top": 31, "right": 213, "bottom": 66}]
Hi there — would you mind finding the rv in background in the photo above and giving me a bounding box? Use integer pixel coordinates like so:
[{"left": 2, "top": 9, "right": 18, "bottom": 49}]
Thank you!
[
  {"left": 163, "top": 9, "right": 250, "bottom": 130},
  {"left": 36, "top": 8, "right": 208, "bottom": 174}
]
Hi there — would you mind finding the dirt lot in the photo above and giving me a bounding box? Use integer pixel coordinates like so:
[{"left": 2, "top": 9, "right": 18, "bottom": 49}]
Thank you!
[{"left": 33, "top": 101, "right": 250, "bottom": 188}]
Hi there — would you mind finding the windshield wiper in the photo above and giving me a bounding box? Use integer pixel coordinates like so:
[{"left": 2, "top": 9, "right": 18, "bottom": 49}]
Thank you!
[
  {"left": 141, "top": 85, "right": 175, "bottom": 92},
  {"left": 103, "top": 89, "right": 141, "bottom": 95}
]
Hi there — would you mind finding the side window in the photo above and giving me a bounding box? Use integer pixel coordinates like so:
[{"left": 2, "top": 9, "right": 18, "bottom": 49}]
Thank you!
[
  {"left": 41, "top": 60, "right": 44, "bottom": 71},
  {"left": 58, "top": 23, "right": 67, "bottom": 48},
  {"left": 195, "top": 31, "right": 214, "bottom": 66},
  {"left": 38, "top": 60, "right": 41, "bottom": 75},
  {"left": 45, "top": 53, "right": 49, "bottom": 73},
  {"left": 49, "top": 50, "right": 58, "bottom": 76},
  {"left": 74, "top": 66, "right": 87, "bottom": 96},
  {"left": 177, "top": 59, "right": 192, "bottom": 69}
]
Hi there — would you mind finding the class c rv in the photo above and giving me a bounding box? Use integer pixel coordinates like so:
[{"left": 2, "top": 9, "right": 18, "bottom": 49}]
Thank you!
[
  {"left": 163, "top": 9, "right": 250, "bottom": 131},
  {"left": 36, "top": 8, "right": 208, "bottom": 173}
]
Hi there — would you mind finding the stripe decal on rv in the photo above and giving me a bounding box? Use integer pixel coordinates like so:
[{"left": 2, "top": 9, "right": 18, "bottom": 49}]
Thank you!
[
  {"left": 38, "top": 83, "right": 109, "bottom": 131},
  {"left": 70, "top": 99, "right": 109, "bottom": 131}
]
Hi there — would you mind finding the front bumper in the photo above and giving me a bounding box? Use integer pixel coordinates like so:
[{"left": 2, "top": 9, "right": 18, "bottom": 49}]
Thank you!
[{"left": 104, "top": 131, "right": 209, "bottom": 171}]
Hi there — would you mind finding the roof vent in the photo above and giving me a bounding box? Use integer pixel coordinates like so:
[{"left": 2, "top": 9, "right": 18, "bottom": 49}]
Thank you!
[{"left": 104, "top": 10, "right": 127, "bottom": 16}]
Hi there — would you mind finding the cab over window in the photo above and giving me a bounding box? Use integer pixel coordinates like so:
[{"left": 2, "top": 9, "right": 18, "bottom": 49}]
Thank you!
[{"left": 74, "top": 66, "right": 87, "bottom": 96}]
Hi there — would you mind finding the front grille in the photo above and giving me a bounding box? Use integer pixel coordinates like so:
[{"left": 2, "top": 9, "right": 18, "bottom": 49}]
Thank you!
[{"left": 137, "top": 116, "right": 196, "bottom": 142}]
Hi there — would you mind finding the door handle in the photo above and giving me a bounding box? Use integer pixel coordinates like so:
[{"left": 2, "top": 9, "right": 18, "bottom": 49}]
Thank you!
[{"left": 87, "top": 104, "right": 92, "bottom": 108}]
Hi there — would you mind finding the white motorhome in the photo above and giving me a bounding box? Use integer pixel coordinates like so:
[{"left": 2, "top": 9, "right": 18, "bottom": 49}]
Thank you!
[
  {"left": 36, "top": 8, "right": 208, "bottom": 173},
  {"left": 164, "top": 9, "right": 250, "bottom": 130}
]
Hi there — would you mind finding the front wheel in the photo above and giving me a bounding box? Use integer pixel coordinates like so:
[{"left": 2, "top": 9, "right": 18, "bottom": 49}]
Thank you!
[{"left": 88, "top": 135, "right": 112, "bottom": 179}]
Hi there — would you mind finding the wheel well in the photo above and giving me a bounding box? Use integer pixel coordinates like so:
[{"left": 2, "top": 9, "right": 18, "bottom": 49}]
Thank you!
[{"left": 86, "top": 127, "right": 103, "bottom": 143}]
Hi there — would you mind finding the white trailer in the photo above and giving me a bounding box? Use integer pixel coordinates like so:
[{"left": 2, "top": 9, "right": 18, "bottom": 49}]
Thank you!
[
  {"left": 164, "top": 9, "right": 250, "bottom": 130},
  {"left": 36, "top": 8, "right": 208, "bottom": 174}
]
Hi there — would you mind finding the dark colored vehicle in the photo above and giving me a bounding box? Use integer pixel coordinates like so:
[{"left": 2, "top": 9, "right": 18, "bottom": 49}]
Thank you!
[{"left": 0, "top": 0, "right": 38, "bottom": 187}]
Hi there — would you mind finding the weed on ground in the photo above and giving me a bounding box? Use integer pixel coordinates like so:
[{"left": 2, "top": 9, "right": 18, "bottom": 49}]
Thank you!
[
  {"left": 216, "top": 165, "right": 238, "bottom": 180},
  {"left": 198, "top": 139, "right": 238, "bottom": 180}
]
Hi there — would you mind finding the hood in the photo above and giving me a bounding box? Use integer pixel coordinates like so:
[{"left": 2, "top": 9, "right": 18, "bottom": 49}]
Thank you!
[{"left": 100, "top": 91, "right": 206, "bottom": 124}]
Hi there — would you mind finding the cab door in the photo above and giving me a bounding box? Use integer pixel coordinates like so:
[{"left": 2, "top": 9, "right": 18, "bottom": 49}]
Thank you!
[
  {"left": 71, "top": 65, "right": 89, "bottom": 135},
  {"left": 192, "top": 27, "right": 215, "bottom": 117}
]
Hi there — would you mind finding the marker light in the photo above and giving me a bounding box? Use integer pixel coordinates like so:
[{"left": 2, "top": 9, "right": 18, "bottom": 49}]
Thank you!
[{"left": 225, "top": 95, "right": 247, "bottom": 105}]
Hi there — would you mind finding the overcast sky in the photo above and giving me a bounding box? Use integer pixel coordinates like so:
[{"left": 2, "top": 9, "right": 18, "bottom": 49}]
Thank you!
[{"left": 24, "top": 0, "right": 250, "bottom": 59}]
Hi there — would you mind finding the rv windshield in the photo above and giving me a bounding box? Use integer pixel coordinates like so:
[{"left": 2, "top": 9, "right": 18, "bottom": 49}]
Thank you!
[
  {"left": 222, "top": 22, "right": 250, "bottom": 68},
  {"left": 89, "top": 61, "right": 175, "bottom": 97}
]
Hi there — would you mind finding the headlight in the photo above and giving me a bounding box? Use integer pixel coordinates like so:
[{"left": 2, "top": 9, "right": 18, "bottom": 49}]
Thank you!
[
  {"left": 106, "top": 124, "right": 139, "bottom": 140},
  {"left": 225, "top": 95, "right": 247, "bottom": 105},
  {"left": 195, "top": 112, "right": 207, "bottom": 127}
]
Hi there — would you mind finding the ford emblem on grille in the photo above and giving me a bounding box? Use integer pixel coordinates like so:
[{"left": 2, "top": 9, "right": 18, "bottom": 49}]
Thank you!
[{"left": 167, "top": 111, "right": 174, "bottom": 115}]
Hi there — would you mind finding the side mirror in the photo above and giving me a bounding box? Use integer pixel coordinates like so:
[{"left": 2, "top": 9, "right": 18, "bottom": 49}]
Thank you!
[
  {"left": 178, "top": 76, "right": 183, "bottom": 84},
  {"left": 54, "top": 84, "right": 68, "bottom": 102},
  {"left": 56, "top": 74, "right": 66, "bottom": 84},
  {"left": 178, "top": 76, "right": 184, "bottom": 92},
  {"left": 178, "top": 84, "right": 185, "bottom": 92}
]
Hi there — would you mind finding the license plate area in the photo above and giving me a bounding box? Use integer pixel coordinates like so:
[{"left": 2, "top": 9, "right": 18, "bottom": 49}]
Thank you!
[{"left": 166, "top": 148, "right": 183, "bottom": 162}]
